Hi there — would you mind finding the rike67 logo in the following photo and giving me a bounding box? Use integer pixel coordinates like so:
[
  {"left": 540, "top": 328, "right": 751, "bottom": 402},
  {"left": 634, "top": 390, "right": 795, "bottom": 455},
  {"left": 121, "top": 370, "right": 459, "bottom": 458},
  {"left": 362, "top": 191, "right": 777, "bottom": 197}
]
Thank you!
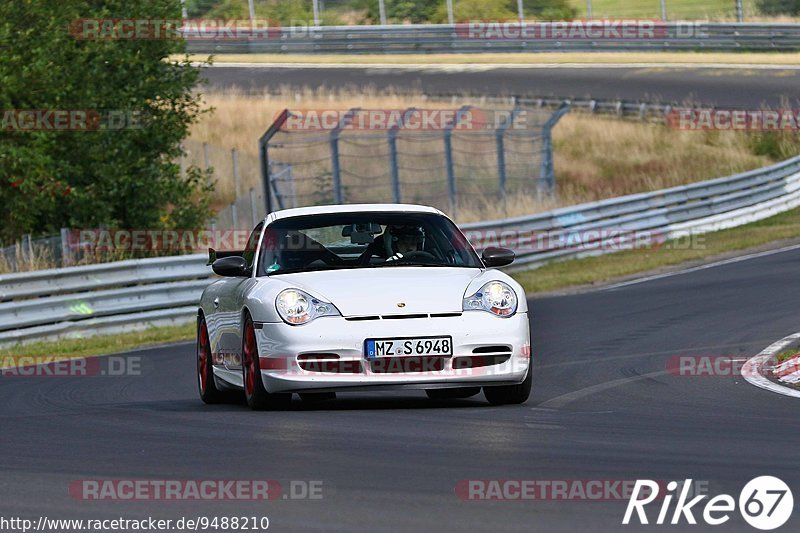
[{"left": 623, "top": 476, "right": 793, "bottom": 530}]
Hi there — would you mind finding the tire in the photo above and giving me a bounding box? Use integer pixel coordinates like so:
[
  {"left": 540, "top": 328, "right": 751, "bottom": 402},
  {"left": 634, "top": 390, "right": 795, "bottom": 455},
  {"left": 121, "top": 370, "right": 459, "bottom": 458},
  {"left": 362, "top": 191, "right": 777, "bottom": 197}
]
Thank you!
[
  {"left": 425, "top": 387, "right": 481, "bottom": 400},
  {"left": 242, "top": 314, "right": 292, "bottom": 411},
  {"left": 483, "top": 364, "right": 532, "bottom": 406},
  {"left": 197, "top": 315, "right": 225, "bottom": 404}
]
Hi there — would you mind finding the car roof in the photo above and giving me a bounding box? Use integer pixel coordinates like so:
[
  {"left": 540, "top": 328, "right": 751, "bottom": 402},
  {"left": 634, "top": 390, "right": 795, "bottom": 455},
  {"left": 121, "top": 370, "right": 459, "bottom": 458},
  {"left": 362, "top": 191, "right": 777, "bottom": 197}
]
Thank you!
[{"left": 266, "top": 203, "right": 445, "bottom": 223}]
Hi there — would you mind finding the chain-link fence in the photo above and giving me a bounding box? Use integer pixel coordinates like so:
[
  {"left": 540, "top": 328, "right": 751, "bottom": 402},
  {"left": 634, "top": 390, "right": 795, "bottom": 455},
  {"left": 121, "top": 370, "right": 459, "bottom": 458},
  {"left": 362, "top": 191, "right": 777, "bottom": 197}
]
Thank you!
[
  {"left": 261, "top": 104, "right": 569, "bottom": 223},
  {"left": 0, "top": 232, "right": 70, "bottom": 273}
]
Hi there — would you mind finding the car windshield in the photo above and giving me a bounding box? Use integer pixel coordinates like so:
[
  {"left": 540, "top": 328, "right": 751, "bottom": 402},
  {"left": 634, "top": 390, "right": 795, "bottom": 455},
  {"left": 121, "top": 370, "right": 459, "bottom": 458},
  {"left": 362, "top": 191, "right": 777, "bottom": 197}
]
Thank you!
[{"left": 257, "top": 212, "right": 482, "bottom": 276}]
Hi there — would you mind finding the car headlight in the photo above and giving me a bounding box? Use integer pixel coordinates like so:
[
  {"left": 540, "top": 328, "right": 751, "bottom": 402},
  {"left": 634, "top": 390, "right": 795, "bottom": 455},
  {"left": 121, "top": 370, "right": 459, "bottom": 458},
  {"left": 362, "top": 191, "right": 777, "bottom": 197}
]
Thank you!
[
  {"left": 463, "top": 281, "right": 518, "bottom": 317},
  {"left": 276, "top": 289, "right": 339, "bottom": 325}
]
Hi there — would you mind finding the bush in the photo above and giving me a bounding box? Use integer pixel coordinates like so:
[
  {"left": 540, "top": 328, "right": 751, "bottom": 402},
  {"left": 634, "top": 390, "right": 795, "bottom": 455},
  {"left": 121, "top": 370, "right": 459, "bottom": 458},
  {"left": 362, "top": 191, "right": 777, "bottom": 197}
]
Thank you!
[
  {"left": 0, "top": 0, "right": 212, "bottom": 244},
  {"left": 431, "top": 0, "right": 576, "bottom": 23},
  {"left": 756, "top": 0, "right": 800, "bottom": 15}
]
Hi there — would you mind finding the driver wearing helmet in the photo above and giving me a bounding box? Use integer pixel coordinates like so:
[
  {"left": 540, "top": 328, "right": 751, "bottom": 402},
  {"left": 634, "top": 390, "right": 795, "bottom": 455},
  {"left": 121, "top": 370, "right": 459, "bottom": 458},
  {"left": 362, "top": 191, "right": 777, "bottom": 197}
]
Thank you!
[{"left": 384, "top": 225, "right": 424, "bottom": 262}]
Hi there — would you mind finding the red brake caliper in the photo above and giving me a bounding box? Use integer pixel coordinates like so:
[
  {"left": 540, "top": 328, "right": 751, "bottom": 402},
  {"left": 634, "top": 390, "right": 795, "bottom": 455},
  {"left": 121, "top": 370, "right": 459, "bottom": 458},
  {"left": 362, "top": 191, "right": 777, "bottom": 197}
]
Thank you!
[
  {"left": 244, "top": 323, "right": 255, "bottom": 396},
  {"left": 198, "top": 322, "right": 209, "bottom": 394}
]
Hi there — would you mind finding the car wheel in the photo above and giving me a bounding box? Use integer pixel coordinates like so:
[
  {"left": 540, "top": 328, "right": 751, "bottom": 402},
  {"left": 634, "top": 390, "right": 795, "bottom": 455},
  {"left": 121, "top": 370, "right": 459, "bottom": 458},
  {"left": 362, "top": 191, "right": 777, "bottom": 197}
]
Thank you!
[
  {"left": 197, "top": 315, "right": 225, "bottom": 404},
  {"left": 242, "top": 314, "right": 292, "bottom": 411},
  {"left": 483, "top": 364, "right": 532, "bottom": 406},
  {"left": 425, "top": 387, "right": 481, "bottom": 400}
]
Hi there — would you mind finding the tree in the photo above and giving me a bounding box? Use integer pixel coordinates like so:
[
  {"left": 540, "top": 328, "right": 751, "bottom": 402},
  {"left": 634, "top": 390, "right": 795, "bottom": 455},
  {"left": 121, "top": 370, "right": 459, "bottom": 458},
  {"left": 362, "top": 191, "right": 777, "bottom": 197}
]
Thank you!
[
  {"left": 756, "top": 0, "right": 800, "bottom": 15},
  {"left": 0, "top": 0, "right": 212, "bottom": 245}
]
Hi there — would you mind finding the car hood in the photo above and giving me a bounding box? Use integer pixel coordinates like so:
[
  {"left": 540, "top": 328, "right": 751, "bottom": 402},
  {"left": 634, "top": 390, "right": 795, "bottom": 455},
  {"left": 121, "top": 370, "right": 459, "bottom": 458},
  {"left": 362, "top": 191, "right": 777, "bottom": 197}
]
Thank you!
[{"left": 274, "top": 267, "right": 484, "bottom": 316}]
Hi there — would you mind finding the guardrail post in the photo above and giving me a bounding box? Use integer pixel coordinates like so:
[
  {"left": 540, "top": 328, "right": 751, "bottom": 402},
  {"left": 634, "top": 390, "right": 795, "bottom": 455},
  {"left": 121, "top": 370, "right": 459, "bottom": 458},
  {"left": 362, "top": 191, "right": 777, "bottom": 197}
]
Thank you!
[
  {"left": 312, "top": 0, "right": 321, "bottom": 26},
  {"left": 495, "top": 107, "right": 523, "bottom": 211},
  {"left": 21, "top": 234, "right": 32, "bottom": 265},
  {"left": 330, "top": 135, "right": 343, "bottom": 204},
  {"left": 388, "top": 130, "right": 401, "bottom": 203},
  {"left": 444, "top": 132, "right": 456, "bottom": 216},
  {"left": 538, "top": 102, "right": 571, "bottom": 199},
  {"left": 387, "top": 108, "right": 417, "bottom": 204},
  {"left": 259, "top": 109, "right": 293, "bottom": 215},
  {"left": 736, "top": 0, "right": 743, "bottom": 22},
  {"left": 268, "top": 161, "right": 284, "bottom": 210},
  {"left": 60, "top": 228, "right": 72, "bottom": 267},
  {"left": 378, "top": 0, "right": 387, "bottom": 25},
  {"left": 247, "top": 0, "right": 256, "bottom": 25},
  {"left": 330, "top": 108, "right": 361, "bottom": 205},
  {"left": 232, "top": 148, "right": 241, "bottom": 198},
  {"left": 496, "top": 131, "right": 507, "bottom": 208},
  {"left": 443, "top": 106, "right": 473, "bottom": 219},
  {"left": 250, "top": 188, "right": 258, "bottom": 226}
]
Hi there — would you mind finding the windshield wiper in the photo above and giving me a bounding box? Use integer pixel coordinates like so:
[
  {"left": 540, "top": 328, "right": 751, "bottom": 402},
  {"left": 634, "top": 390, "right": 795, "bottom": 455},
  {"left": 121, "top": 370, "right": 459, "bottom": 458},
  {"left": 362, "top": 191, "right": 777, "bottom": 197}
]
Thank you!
[
  {"left": 266, "top": 264, "right": 347, "bottom": 275},
  {"left": 370, "top": 262, "right": 449, "bottom": 268}
]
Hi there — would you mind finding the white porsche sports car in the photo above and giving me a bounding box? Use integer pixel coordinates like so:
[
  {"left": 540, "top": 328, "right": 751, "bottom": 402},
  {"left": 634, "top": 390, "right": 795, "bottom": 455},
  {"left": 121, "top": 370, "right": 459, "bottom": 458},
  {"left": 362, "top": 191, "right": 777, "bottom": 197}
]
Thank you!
[{"left": 197, "top": 204, "right": 531, "bottom": 410}]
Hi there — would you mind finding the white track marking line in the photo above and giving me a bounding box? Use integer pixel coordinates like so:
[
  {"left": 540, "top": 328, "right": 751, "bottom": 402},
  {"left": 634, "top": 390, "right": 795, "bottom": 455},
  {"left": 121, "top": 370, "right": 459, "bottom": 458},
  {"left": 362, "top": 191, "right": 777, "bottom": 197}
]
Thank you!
[
  {"left": 537, "top": 370, "right": 669, "bottom": 409},
  {"left": 742, "top": 332, "right": 800, "bottom": 399},
  {"left": 601, "top": 243, "right": 800, "bottom": 291},
  {"left": 201, "top": 62, "right": 800, "bottom": 71}
]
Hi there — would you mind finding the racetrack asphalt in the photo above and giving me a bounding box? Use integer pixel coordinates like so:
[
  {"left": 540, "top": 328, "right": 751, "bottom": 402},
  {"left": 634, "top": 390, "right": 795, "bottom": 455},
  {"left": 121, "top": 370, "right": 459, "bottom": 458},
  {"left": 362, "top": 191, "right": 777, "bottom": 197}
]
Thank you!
[
  {"left": 2, "top": 245, "right": 799, "bottom": 531},
  {"left": 201, "top": 64, "right": 800, "bottom": 108}
]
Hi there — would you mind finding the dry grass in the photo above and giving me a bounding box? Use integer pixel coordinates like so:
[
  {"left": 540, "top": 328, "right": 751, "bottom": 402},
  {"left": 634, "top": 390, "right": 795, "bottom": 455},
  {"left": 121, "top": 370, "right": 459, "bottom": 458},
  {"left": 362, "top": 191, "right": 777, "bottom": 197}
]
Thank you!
[
  {"left": 552, "top": 115, "right": 771, "bottom": 202},
  {"left": 188, "top": 88, "right": 774, "bottom": 221},
  {"left": 0, "top": 243, "right": 59, "bottom": 274}
]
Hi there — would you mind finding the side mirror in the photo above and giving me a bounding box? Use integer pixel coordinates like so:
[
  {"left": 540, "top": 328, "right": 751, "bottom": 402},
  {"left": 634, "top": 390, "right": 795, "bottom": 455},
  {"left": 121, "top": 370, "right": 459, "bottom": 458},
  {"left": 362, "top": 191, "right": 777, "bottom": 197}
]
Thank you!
[
  {"left": 212, "top": 256, "right": 250, "bottom": 277},
  {"left": 481, "top": 247, "right": 515, "bottom": 268}
]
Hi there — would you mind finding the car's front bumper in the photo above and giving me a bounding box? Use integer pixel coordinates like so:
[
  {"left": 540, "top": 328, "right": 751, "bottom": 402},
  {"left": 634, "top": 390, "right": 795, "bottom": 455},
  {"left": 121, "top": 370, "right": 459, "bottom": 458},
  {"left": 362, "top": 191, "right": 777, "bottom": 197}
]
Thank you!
[{"left": 249, "top": 312, "right": 530, "bottom": 393}]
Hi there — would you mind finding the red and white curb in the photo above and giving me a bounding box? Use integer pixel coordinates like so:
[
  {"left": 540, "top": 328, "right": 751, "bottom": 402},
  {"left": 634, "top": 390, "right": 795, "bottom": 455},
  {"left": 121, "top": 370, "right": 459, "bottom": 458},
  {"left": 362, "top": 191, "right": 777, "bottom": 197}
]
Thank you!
[
  {"left": 774, "top": 354, "right": 800, "bottom": 385},
  {"left": 742, "top": 332, "right": 800, "bottom": 399}
]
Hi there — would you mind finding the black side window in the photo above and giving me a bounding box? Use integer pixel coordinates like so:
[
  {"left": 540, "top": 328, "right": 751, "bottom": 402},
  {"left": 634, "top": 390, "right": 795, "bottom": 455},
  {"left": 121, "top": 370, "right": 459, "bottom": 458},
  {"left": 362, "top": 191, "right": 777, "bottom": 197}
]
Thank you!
[{"left": 242, "top": 222, "right": 263, "bottom": 269}]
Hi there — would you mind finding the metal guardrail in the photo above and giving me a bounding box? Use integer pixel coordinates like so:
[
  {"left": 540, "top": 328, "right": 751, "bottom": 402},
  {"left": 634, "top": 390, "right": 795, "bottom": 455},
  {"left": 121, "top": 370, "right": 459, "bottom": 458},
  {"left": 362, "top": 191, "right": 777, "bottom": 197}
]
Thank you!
[
  {"left": 462, "top": 155, "right": 800, "bottom": 269},
  {"left": 185, "top": 23, "right": 800, "bottom": 54},
  {"left": 1, "top": 155, "right": 800, "bottom": 345},
  {"left": 0, "top": 254, "right": 207, "bottom": 301}
]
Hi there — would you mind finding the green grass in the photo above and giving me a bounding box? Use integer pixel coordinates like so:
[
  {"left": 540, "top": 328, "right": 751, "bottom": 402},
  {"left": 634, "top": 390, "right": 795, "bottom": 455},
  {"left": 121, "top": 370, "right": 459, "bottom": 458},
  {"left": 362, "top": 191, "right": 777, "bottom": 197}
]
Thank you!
[
  {"left": 569, "top": 0, "right": 755, "bottom": 20},
  {"left": 0, "top": 323, "right": 195, "bottom": 361},
  {"left": 777, "top": 349, "right": 800, "bottom": 363},
  {"left": 512, "top": 205, "right": 800, "bottom": 293}
]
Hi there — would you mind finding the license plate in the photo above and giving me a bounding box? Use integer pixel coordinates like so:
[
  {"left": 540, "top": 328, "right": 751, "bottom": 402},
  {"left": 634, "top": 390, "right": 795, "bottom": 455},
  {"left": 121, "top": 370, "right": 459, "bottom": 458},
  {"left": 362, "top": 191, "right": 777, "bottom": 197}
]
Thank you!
[{"left": 365, "top": 336, "right": 452, "bottom": 358}]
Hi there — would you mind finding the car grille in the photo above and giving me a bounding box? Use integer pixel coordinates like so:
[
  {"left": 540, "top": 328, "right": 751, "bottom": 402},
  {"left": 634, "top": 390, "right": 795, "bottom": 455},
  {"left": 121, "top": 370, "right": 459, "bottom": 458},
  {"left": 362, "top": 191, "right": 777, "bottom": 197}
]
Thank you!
[
  {"left": 368, "top": 356, "right": 446, "bottom": 373},
  {"left": 297, "top": 353, "right": 363, "bottom": 373},
  {"left": 452, "top": 345, "right": 512, "bottom": 369},
  {"left": 344, "top": 312, "right": 461, "bottom": 321}
]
